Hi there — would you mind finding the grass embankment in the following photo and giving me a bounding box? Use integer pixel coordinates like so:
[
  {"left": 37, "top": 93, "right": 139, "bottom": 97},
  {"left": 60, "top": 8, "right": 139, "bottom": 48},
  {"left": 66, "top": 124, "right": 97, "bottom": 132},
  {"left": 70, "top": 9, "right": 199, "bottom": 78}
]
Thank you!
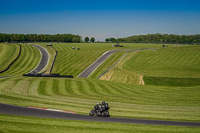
[
  {"left": 51, "top": 43, "right": 163, "bottom": 76},
  {"left": 52, "top": 43, "right": 115, "bottom": 76},
  {"left": 92, "top": 44, "right": 183, "bottom": 84},
  {"left": 97, "top": 51, "right": 144, "bottom": 84},
  {"left": 0, "top": 43, "right": 20, "bottom": 72},
  {"left": 0, "top": 76, "right": 199, "bottom": 122},
  {"left": 0, "top": 44, "right": 41, "bottom": 76},
  {"left": 123, "top": 46, "right": 200, "bottom": 86},
  {"left": 90, "top": 51, "right": 126, "bottom": 79},
  {"left": 98, "top": 45, "right": 200, "bottom": 86},
  {"left": 0, "top": 114, "right": 199, "bottom": 133}
]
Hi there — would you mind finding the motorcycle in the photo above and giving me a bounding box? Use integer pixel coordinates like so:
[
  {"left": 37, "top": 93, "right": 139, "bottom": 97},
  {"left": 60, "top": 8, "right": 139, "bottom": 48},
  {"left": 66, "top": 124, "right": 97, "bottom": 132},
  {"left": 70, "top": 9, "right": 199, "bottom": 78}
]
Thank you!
[{"left": 89, "top": 101, "right": 110, "bottom": 117}]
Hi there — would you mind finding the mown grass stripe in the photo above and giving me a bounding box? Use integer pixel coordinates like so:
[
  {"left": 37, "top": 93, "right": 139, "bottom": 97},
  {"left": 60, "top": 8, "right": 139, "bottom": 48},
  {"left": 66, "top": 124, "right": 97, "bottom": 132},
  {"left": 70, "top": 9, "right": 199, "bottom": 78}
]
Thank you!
[
  {"left": 4, "top": 45, "right": 30, "bottom": 74},
  {"left": 81, "top": 80, "right": 97, "bottom": 96},
  {"left": 94, "top": 80, "right": 114, "bottom": 95},
  {"left": 84, "top": 80, "right": 100, "bottom": 95},
  {"left": 52, "top": 79, "right": 59, "bottom": 94},
  {"left": 0, "top": 80, "right": 17, "bottom": 94},
  {"left": 28, "top": 79, "right": 41, "bottom": 95},
  {"left": 38, "top": 80, "right": 47, "bottom": 95},
  {"left": 0, "top": 44, "right": 40, "bottom": 76},
  {"left": 70, "top": 80, "right": 84, "bottom": 95},
  {"left": 12, "top": 80, "right": 30, "bottom": 95},
  {"left": 58, "top": 79, "right": 66, "bottom": 95},
  {"left": 0, "top": 43, "right": 18, "bottom": 71},
  {"left": 65, "top": 79, "right": 74, "bottom": 95}
]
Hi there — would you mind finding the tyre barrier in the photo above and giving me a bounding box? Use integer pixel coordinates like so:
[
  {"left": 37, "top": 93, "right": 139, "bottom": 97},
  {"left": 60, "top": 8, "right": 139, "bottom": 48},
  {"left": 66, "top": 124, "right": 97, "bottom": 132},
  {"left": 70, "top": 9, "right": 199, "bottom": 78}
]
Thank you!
[
  {"left": 23, "top": 73, "right": 73, "bottom": 78},
  {"left": 49, "top": 51, "right": 57, "bottom": 74},
  {"left": 0, "top": 44, "right": 22, "bottom": 73}
]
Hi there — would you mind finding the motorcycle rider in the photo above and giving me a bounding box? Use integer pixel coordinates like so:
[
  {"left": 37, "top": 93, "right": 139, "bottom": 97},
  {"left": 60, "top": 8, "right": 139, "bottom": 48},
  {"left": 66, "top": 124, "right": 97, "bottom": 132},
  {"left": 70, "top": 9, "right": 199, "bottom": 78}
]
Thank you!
[
  {"left": 90, "top": 101, "right": 110, "bottom": 117},
  {"left": 102, "top": 101, "right": 109, "bottom": 109},
  {"left": 94, "top": 103, "right": 102, "bottom": 110}
]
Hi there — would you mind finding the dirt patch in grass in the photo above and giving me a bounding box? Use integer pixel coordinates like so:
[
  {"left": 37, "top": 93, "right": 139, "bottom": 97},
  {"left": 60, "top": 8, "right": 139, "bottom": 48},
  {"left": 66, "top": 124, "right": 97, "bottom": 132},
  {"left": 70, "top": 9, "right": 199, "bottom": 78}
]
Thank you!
[{"left": 139, "top": 75, "right": 145, "bottom": 85}]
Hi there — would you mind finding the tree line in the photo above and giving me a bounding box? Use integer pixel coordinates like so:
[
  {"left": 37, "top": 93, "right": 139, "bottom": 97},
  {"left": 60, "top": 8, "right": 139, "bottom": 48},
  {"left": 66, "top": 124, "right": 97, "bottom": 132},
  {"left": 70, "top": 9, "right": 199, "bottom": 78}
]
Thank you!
[
  {"left": 105, "top": 34, "right": 200, "bottom": 44},
  {"left": 0, "top": 33, "right": 82, "bottom": 43}
]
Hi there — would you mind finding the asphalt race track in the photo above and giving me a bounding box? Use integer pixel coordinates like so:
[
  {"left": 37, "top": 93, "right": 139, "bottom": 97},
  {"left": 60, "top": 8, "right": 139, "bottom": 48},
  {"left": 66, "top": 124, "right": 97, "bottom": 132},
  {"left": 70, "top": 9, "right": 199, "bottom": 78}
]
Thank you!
[
  {"left": 30, "top": 44, "right": 49, "bottom": 72},
  {"left": 78, "top": 50, "right": 121, "bottom": 77},
  {"left": 0, "top": 103, "right": 200, "bottom": 127}
]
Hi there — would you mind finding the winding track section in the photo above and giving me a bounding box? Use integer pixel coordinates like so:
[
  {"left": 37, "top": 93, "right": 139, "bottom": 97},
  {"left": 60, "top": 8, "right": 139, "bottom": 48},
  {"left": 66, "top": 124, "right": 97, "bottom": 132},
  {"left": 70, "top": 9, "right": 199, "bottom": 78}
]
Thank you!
[
  {"left": 0, "top": 103, "right": 199, "bottom": 127},
  {"left": 30, "top": 44, "right": 49, "bottom": 73}
]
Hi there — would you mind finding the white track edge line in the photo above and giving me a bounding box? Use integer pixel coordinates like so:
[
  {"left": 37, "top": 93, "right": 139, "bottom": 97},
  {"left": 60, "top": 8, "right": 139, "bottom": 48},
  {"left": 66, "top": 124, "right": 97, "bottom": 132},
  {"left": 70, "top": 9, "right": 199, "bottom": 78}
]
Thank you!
[
  {"left": 77, "top": 50, "right": 112, "bottom": 77},
  {"left": 86, "top": 53, "right": 114, "bottom": 78},
  {"left": 28, "top": 44, "right": 42, "bottom": 73}
]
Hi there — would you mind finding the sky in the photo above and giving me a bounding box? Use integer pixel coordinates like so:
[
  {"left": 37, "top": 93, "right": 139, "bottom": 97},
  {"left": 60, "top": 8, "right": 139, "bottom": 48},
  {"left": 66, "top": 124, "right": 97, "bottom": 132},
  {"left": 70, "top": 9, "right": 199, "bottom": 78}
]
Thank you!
[{"left": 0, "top": 0, "right": 200, "bottom": 41}]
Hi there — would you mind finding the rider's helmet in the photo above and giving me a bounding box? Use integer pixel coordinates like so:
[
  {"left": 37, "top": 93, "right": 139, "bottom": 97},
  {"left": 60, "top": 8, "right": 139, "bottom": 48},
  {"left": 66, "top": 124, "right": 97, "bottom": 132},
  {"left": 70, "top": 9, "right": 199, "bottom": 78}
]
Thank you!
[{"left": 102, "top": 101, "right": 105, "bottom": 105}]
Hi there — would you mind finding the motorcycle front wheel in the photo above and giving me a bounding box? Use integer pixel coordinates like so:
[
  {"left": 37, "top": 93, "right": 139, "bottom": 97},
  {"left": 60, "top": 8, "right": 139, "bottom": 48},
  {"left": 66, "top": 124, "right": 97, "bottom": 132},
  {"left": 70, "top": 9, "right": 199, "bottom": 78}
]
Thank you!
[{"left": 89, "top": 110, "right": 95, "bottom": 116}]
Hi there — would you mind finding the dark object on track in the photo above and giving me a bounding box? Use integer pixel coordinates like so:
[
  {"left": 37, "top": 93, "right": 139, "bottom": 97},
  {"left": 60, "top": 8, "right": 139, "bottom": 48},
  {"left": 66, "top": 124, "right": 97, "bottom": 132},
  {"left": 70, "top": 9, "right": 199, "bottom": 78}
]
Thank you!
[{"left": 89, "top": 101, "right": 110, "bottom": 117}]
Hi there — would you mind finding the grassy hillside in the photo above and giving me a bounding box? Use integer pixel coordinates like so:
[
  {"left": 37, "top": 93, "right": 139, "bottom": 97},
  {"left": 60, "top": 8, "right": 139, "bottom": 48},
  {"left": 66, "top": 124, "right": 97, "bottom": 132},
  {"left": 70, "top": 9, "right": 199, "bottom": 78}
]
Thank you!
[
  {"left": 0, "top": 43, "right": 199, "bottom": 132},
  {"left": 123, "top": 46, "right": 200, "bottom": 86},
  {"left": 99, "top": 45, "right": 200, "bottom": 86},
  {"left": 0, "top": 44, "right": 40, "bottom": 76},
  {"left": 0, "top": 76, "right": 199, "bottom": 122},
  {"left": 97, "top": 51, "right": 144, "bottom": 84},
  {"left": 51, "top": 43, "right": 163, "bottom": 76},
  {"left": 1, "top": 114, "right": 199, "bottom": 133},
  {"left": 123, "top": 46, "right": 200, "bottom": 78},
  {"left": 0, "top": 43, "right": 19, "bottom": 72},
  {"left": 52, "top": 43, "right": 111, "bottom": 76}
]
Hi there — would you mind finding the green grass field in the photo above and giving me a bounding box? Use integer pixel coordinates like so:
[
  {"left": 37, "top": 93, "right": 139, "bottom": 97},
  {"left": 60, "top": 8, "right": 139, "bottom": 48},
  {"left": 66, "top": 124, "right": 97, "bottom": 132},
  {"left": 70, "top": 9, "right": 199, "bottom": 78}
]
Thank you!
[
  {"left": 50, "top": 43, "right": 164, "bottom": 76},
  {"left": 1, "top": 114, "right": 199, "bottom": 133},
  {"left": 0, "top": 43, "right": 20, "bottom": 72},
  {"left": 97, "top": 51, "right": 143, "bottom": 84},
  {"left": 123, "top": 46, "right": 200, "bottom": 78},
  {"left": 0, "top": 43, "right": 41, "bottom": 76},
  {"left": 99, "top": 45, "right": 200, "bottom": 86},
  {"left": 123, "top": 46, "right": 200, "bottom": 86},
  {"left": 0, "top": 43, "right": 199, "bottom": 132},
  {"left": 0, "top": 76, "right": 199, "bottom": 122}
]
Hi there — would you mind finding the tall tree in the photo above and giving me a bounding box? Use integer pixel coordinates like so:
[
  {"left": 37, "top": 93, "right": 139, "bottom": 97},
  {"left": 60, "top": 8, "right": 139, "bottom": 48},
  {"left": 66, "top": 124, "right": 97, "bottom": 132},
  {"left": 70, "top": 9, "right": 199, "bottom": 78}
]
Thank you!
[
  {"left": 105, "top": 38, "right": 110, "bottom": 42},
  {"left": 90, "top": 37, "right": 95, "bottom": 43},
  {"left": 110, "top": 38, "right": 116, "bottom": 42},
  {"left": 84, "top": 37, "right": 89, "bottom": 42}
]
